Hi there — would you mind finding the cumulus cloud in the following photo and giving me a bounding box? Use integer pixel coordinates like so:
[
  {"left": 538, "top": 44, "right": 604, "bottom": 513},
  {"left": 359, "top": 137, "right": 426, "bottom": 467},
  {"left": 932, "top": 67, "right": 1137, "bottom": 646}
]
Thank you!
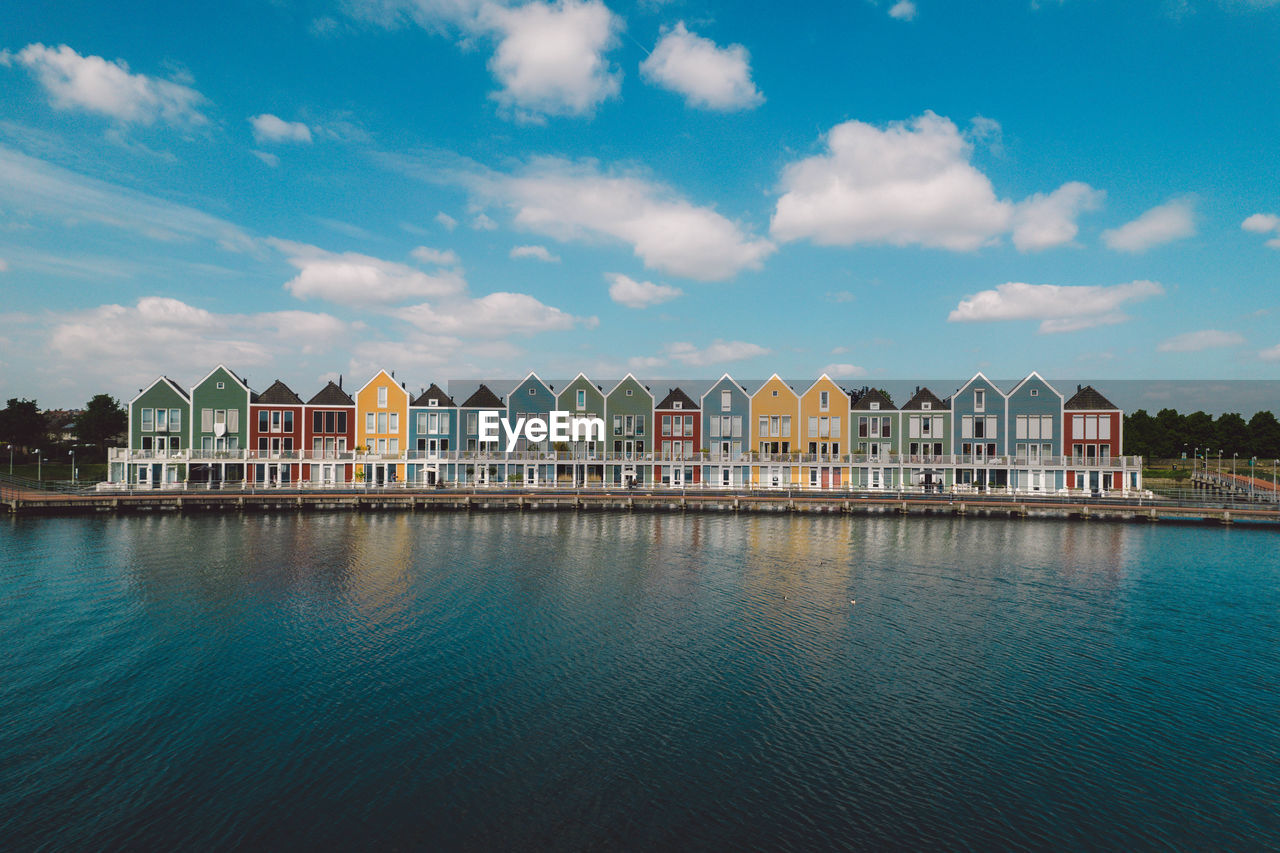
[
  {"left": 252, "top": 150, "right": 280, "bottom": 168},
  {"left": 1102, "top": 197, "right": 1196, "bottom": 252},
  {"left": 46, "top": 296, "right": 345, "bottom": 388},
  {"left": 607, "top": 272, "right": 682, "bottom": 308},
  {"left": 1011, "top": 181, "right": 1105, "bottom": 251},
  {"left": 510, "top": 244, "right": 560, "bottom": 262},
  {"left": 1242, "top": 212, "right": 1280, "bottom": 248},
  {"left": 821, "top": 362, "right": 867, "bottom": 377},
  {"left": 270, "top": 239, "right": 467, "bottom": 305},
  {"left": 485, "top": 0, "right": 622, "bottom": 119},
  {"left": 1, "top": 43, "right": 208, "bottom": 127},
  {"left": 471, "top": 212, "right": 498, "bottom": 230},
  {"left": 411, "top": 245, "right": 461, "bottom": 266},
  {"left": 888, "top": 1, "right": 918, "bottom": 20},
  {"left": 449, "top": 156, "right": 773, "bottom": 280},
  {"left": 1260, "top": 343, "right": 1280, "bottom": 362},
  {"left": 948, "top": 280, "right": 1163, "bottom": 333},
  {"left": 249, "top": 113, "right": 312, "bottom": 144},
  {"left": 1156, "top": 329, "right": 1246, "bottom": 352},
  {"left": 663, "top": 339, "right": 770, "bottom": 366},
  {"left": 771, "top": 112, "right": 1015, "bottom": 250},
  {"left": 0, "top": 143, "right": 254, "bottom": 251},
  {"left": 435, "top": 211, "right": 458, "bottom": 230},
  {"left": 639, "top": 22, "right": 764, "bottom": 111},
  {"left": 400, "top": 291, "right": 593, "bottom": 336}
]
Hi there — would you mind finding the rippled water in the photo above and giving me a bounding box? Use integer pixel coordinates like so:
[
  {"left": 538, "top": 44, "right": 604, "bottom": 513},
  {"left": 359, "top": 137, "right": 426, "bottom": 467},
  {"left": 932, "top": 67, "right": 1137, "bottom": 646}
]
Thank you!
[{"left": 1, "top": 512, "right": 1277, "bottom": 850}]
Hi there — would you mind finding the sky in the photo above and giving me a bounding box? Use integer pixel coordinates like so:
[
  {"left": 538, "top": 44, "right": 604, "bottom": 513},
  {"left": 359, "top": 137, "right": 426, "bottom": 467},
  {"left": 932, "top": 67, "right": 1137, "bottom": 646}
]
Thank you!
[{"left": 1, "top": 0, "right": 1279, "bottom": 408}]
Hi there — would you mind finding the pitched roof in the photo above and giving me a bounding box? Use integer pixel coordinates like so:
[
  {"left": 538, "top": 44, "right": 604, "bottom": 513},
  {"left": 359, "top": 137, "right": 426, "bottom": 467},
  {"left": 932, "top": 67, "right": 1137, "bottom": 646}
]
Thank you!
[
  {"left": 255, "top": 379, "right": 303, "bottom": 405},
  {"left": 307, "top": 381, "right": 354, "bottom": 406},
  {"left": 413, "top": 383, "right": 455, "bottom": 407},
  {"left": 850, "top": 387, "right": 896, "bottom": 411},
  {"left": 656, "top": 387, "right": 699, "bottom": 410},
  {"left": 1065, "top": 384, "right": 1119, "bottom": 410},
  {"left": 900, "top": 386, "right": 949, "bottom": 411},
  {"left": 460, "top": 383, "right": 504, "bottom": 408}
]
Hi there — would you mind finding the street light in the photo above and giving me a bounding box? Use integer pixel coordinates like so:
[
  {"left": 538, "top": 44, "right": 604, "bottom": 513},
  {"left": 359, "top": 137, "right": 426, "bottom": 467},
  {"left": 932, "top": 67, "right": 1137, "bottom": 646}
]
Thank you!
[
  {"left": 36, "top": 449, "right": 42, "bottom": 482},
  {"left": 68, "top": 448, "right": 76, "bottom": 485},
  {"left": 5, "top": 444, "right": 11, "bottom": 476},
  {"left": 1233, "top": 452, "right": 1238, "bottom": 484}
]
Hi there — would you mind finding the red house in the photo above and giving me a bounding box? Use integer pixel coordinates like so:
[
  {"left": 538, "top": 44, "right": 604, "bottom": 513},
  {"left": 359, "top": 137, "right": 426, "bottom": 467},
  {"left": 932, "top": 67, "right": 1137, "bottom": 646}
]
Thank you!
[
  {"left": 303, "top": 379, "right": 355, "bottom": 486},
  {"left": 1064, "top": 384, "right": 1124, "bottom": 493},
  {"left": 655, "top": 387, "right": 701, "bottom": 486},
  {"left": 248, "top": 379, "right": 304, "bottom": 486}
]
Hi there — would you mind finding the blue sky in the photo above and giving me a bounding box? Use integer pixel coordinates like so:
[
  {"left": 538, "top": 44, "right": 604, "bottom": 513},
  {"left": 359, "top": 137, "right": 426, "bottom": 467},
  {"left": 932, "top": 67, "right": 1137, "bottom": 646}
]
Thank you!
[{"left": 2, "top": 0, "right": 1278, "bottom": 407}]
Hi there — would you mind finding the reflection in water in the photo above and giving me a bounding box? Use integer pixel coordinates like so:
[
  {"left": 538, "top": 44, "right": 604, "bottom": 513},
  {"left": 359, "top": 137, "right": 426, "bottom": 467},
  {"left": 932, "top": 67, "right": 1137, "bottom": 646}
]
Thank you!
[{"left": 1, "top": 512, "right": 1277, "bottom": 851}]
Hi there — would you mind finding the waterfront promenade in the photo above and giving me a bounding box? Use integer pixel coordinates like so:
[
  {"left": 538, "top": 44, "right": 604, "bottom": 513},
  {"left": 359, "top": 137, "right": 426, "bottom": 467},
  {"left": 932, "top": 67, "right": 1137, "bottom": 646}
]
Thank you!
[{"left": 4, "top": 478, "right": 1278, "bottom": 526}]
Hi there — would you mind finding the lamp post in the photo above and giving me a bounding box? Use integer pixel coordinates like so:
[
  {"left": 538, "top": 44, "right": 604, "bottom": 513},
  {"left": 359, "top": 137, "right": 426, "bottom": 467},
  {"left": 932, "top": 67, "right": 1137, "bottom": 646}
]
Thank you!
[
  {"left": 1218, "top": 449, "right": 1222, "bottom": 478},
  {"left": 1233, "top": 452, "right": 1238, "bottom": 484},
  {"left": 68, "top": 448, "right": 76, "bottom": 485},
  {"left": 6, "top": 444, "right": 11, "bottom": 475},
  {"left": 1250, "top": 457, "right": 1256, "bottom": 500},
  {"left": 36, "top": 449, "right": 42, "bottom": 482}
]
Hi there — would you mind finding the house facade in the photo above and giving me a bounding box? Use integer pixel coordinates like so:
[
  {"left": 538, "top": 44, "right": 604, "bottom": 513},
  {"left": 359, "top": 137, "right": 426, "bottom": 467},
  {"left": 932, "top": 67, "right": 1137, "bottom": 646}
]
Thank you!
[
  {"left": 851, "top": 388, "right": 899, "bottom": 489},
  {"left": 458, "top": 384, "right": 505, "bottom": 485},
  {"left": 505, "top": 372, "right": 556, "bottom": 486},
  {"left": 408, "top": 383, "right": 456, "bottom": 486},
  {"left": 1064, "top": 384, "right": 1130, "bottom": 493},
  {"left": 750, "top": 375, "right": 799, "bottom": 487},
  {"left": 1007, "top": 372, "right": 1064, "bottom": 494},
  {"left": 701, "top": 374, "right": 750, "bottom": 488},
  {"left": 555, "top": 374, "right": 605, "bottom": 486},
  {"left": 799, "top": 375, "right": 847, "bottom": 489},
  {"left": 303, "top": 380, "right": 355, "bottom": 486},
  {"left": 189, "top": 365, "right": 251, "bottom": 486},
  {"left": 655, "top": 387, "right": 700, "bottom": 486},
  {"left": 356, "top": 370, "right": 408, "bottom": 486},
  {"left": 248, "top": 380, "right": 304, "bottom": 486},
  {"left": 125, "top": 376, "right": 189, "bottom": 488},
  {"left": 605, "top": 374, "right": 653, "bottom": 486},
  {"left": 951, "top": 372, "right": 1008, "bottom": 489},
  {"left": 901, "top": 386, "right": 951, "bottom": 492}
]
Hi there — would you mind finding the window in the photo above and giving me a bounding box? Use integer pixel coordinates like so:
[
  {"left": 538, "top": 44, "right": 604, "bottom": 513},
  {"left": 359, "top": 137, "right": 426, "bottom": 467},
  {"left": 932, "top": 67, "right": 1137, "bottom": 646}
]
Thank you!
[
  {"left": 613, "top": 415, "right": 622, "bottom": 435},
  {"left": 529, "top": 388, "right": 536, "bottom": 395},
  {"left": 636, "top": 417, "right": 644, "bottom": 435},
  {"left": 155, "top": 408, "right": 167, "bottom": 431},
  {"left": 709, "top": 417, "right": 720, "bottom": 438},
  {"left": 202, "top": 408, "right": 213, "bottom": 432},
  {"left": 1030, "top": 389, "right": 1039, "bottom": 397},
  {"left": 577, "top": 389, "right": 586, "bottom": 410},
  {"left": 428, "top": 399, "right": 438, "bottom": 408},
  {"left": 467, "top": 413, "right": 478, "bottom": 434},
  {"left": 922, "top": 402, "right": 931, "bottom": 411},
  {"left": 259, "top": 411, "right": 269, "bottom": 432},
  {"left": 378, "top": 412, "right": 387, "bottom": 434},
  {"left": 272, "top": 411, "right": 282, "bottom": 432},
  {"left": 772, "top": 390, "right": 778, "bottom": 397},
  {"left": 366, "top": 412, "right": 376, "bottom": 433},
  {"left": 870, "top": 401, "right": 880, "bottom": 411},
  {"left": 721, "top": 390, "right": 731, "bottom": 411},
  {"left": 388, "top": 438, "right": 398, "bottom": 454},
  {"left": 820, "top": 391, "right": 829, "bottom": 411},
  {"left": 781, "top": 416, "right": 791, "bottom": 438},
  {"left": 141, "top": 408, "right": 154, "bottom": 431},
  {"left": 1099, "top": 417, "right": 1111, "bottom": 440},
  {"left": 170, "top": 409, "right": 181, "bottom": 431},
  {"left": 388, "top": 412, "right": 398, "bottom": 432},
  {"left": 314, "top": 412, "right": 323, "bottom": 433},
  {"left": 625, "top": 415, "right": 634, "bottom": 434},
  {"left": 809, "top": 416, "right": 819, "bottom": 436},
  {"left": 417, "top": 413, "right": 428, "bottom": 433},
  {"left": 974, "top": 388, "right": 985, "bottom": 412},
  {"left": 684, "top": 416, "right": 693, "bottom": 436},
  {"left": 283, "top": 411, "right": 293, "bottom": 433},
  {"left": 673, "top": 401, "right": 682, "bottom": 410},
  {"left": 731, "top": 416, "right": 742, "bottom": 438},
  {"left": 662, "top": 415, "right": 671, "bottom": 436},
  {"left": 626, "top": 389, "right": 633, "bottom": 396},
  {"left": 216, "top": 381, "right": 225, "bottom": 390},
  {"left": 378, "top": 386, "right": 388, "bottom": 407}
]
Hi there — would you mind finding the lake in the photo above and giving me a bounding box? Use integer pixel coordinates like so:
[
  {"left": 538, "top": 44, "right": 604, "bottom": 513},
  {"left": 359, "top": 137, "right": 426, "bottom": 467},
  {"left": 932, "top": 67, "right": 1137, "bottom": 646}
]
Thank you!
[{"left": 2, "top": 512, "right": 1276, "bottom": 850}]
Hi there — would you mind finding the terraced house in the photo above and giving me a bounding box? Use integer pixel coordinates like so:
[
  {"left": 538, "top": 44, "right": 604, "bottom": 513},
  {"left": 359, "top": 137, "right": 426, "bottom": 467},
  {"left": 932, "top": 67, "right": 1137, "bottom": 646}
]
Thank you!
[{"left": 107, "top": 366, "right": 1144, "bottom": 495}]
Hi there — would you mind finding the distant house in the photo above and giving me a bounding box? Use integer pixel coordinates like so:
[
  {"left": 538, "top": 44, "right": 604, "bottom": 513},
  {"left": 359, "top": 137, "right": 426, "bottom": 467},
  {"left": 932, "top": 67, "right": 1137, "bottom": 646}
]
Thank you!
[
  {"left": 1065, "top": 384, "right": 1129, "bottom": 493},
  {"left": 655, "top": 386, "right": 700, "bottom": 486},
  {"left": 303, "top": 379, "right": 355, "bottom": 486},
  {"left": 408, "top": 383, "right": 456, "bottom": 486}
]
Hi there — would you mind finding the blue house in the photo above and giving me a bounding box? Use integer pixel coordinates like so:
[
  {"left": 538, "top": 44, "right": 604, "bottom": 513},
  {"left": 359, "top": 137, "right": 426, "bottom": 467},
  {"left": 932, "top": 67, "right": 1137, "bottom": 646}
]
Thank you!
[
  {"left": 700, "top": 373, "right": 751, "bottom": 488},
  {"left": 506, "top": 371, "right": 557, "bottom": 486},
  {"left": 950, "top": 372, "right": 1008, "bottom": 488},
  {"left": 408, "top": 383, "right": 456, "bottom": 486},
  {"left": 1006, "top": 371, "right": 1065, "bottom": 493}
]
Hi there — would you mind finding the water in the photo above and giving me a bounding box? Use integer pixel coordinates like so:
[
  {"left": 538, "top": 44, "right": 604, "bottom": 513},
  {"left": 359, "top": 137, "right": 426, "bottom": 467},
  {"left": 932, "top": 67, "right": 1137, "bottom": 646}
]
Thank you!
[{"left": 2, "top": 513, "right": 1277, "bottom": 851}]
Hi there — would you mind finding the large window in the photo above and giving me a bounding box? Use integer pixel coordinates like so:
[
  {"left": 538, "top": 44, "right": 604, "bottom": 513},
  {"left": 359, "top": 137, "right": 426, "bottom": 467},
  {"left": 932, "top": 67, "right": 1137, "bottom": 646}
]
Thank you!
[
  {"left": 141, "top": 408, "right": 154, "bottom": 431},
  {"left": 721, "top": 390, "right": 731, "bottom": 411}
]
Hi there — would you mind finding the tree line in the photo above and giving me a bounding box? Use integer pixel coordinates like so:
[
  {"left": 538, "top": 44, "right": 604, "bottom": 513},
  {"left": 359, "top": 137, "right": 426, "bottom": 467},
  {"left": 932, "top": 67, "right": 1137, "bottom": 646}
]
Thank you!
[
  {"left": 1124, "top": 409, "right": 1280, "bottom": 461},
  {"left": 0, "top": 395, "right": 127, "bottom": 458}
]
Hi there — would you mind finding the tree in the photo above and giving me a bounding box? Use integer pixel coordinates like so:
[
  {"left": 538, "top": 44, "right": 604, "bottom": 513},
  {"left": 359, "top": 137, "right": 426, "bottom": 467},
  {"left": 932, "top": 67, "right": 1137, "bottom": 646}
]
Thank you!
[
  {"left": 1124, "top": 409, "right": 1156, "bottom": 457},
  {"left": 1153, "top": 408, "right": 1184, "bottom": 459},
  {"left": 1183, "top": 411, "right": 1216, "bottom": 455},
  {"left": 75, "top": 394, "right": 127, "bottom": 453},
  {"left": 0, "top": 398, "right": 45, "bottom": 451},
  {"left": 1248, "top": 411, "right": 1280, "bottom": 460},
  {"left": 1215, "top": 413, "right": 1250, "bottom": 456}
]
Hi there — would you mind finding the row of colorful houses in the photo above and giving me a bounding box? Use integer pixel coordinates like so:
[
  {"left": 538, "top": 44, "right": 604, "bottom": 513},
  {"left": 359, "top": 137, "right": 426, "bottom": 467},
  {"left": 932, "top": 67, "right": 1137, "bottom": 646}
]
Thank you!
[{"left": 109, "top": 366, "right": 1141, "bottom": 494}]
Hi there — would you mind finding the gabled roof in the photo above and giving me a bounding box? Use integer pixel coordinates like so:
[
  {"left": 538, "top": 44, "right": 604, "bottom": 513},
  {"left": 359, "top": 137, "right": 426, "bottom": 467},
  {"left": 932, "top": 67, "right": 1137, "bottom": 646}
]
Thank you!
[
  {"left": 513, "top": 370, "right": 553, "bottom": 395},
  {"left": 1008, "top": 370, "right": 1063, "bottom": 401},
  {"left": 605, "top": 372, "right": 654, "bottom": 400},
  {"left": 460, "top": 383, "right": 504, "bottom": 409},
  {"left": 851, "top": 387, "right": 896, "bottom": 411},
  {"left": 307, "top": 381, "right": 354, "bottom": 406},
  {"left": 750, "top": 373, "right": 798, "bottom": 398},
  {"left": 900, "top": 386, "right": 949, "bottom": 411},
  {"left": 656, "top": 387, "right": 699, "bottom": 410},
  {"left": 193, "top": 363, "right": 251, "bottom": 395},
  {"left": 255, "top": 379, "right": 303, "bottom": 405},
  {"left": 356, "top": 368, "right": 408, "bottom": 399},
  {"left": 131, "top": 375, "right": 189, "bottom": 404},
  {"left": 1065, "top": 384, "right": 1119, "bottom": 410},
  {"left": 413, "top": 383, "right": 456, "bottom": 407},
  {"left": 953, "top": 371, "right": 1005, "bottom": 399},
  {"left": 800, "top": 374, "right": 849, "bottom": 402},
  {"left": 700, "top": 373, "right": 749, "bottom": 404}
]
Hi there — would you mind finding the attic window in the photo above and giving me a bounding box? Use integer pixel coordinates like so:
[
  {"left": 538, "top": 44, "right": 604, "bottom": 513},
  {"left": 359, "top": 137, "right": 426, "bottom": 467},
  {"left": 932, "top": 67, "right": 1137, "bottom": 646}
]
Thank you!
[
  {"left": 528, "top": 388, "right": 535, "bottom": 395},
  {"left": 626, "top": 389, "right": 633, "bottom": 396},
  {"left": 870, "top": 402, "right": 880, "bottom": 411},
  {"left": 1030, "top": 389, "right": 1039, "bottom": 397},
  {"left": 922, "top": 402, "right": 931, "bottom": 411},
  {"left": 673, "top": 401, "right": 682, "bottom": 409},
  {"left": 216, "top": 382, "right": 225, "bottom": 390},
  {"left": 428, "top": 399, "right": 438, "bottom": 407},
  {"left": 772, "top": 390, "right": 778, "bottom": 397}
]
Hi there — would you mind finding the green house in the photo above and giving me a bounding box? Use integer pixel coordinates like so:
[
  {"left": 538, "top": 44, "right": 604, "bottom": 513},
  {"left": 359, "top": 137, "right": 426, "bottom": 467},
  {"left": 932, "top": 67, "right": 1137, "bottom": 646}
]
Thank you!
[
  {"left": 604, "top": 373, "right": 654, "bottom": 485},
  {"left": 189, "top": 364, "right": 253, "bottom": 485},
  {"left": 124, "top": 375, "right": 189, "bottom": 487}
]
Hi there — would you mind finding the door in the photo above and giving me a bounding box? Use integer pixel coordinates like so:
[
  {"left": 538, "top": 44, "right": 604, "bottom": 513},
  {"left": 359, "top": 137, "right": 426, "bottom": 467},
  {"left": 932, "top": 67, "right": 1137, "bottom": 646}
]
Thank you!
[
  {"left": 151, "top": 463, "right": 162, "bottom": 489},
  {"left": 672, "top": 467, "right": 683, "bottom": 487},
  {"left": 870, "top": 468, "right": 882, "bottom": 489},
  {"left": 821, "top": 468, "right": 831, "bottom": 489},
  {"left": 722, "top": 467, "right": 730, "bottom": 487},
  {"left": 1030, "top": 470, "right": 1043, "bottom": 492}
]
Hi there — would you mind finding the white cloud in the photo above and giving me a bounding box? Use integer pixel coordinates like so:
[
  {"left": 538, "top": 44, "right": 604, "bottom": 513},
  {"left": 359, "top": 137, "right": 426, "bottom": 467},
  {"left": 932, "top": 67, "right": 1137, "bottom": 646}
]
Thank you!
[
  {"left": 485, "top": 0, "right": 622, "bottom": 119},
  {"left": 771, "top": 112, "right": 1016, "bottom": 251},
  {"left": 510, "top": 244, "right": 560, "bottom": 262},
  {"left": 2, "top": 43, "right": 208, "bottom": 127},
  {"left": 459, "top": 156, "right": 773, "bottom": 280},
  {"left": 249, "top": 113, "right": 312, "bottom": 144},
  {"left": 435, "top": 211, "right": 458, "bottom": 230},
  {"left": 45, "top": 296, "right": 345, "bottom": 388},
  {"left": 400, "top": 291, "right": 593, "bottom": 336},
  {"left": 825, "top": 290, "right": 855, "bottom": 303},
  {"left": 639, "top": 22, "right": 764, "bottom": 111},
  {"left": 948, "top": 280, "right": 1164, "bottom": 333},
  {"left": 1242, "top": 213, "right": 1280, "bottom": 248},
  {"left": 472, "top": 212, "right": 498, "bottom": 230},
  {"left": 664, "top": 339, "right": 770, "bottom": 366},
  {"left": 1011, "top": 181, "right": 1105, "bottom": 251},
  {"left": 888, "top": 1, "right": 918, "bottom": 20},
  {"left": 411, "top": 245, "right": 461, "bottom": 266},
  {"left": 1102, "top": 197, "right": 1196, "bottom": 252},
  {"left": 821, "top": 362, "right": 867, "bottom": 377},
  {"left": 1157, "top": 329, "right": 1246, "bottom": 352},
  {"left": 252, "top": 150, "right": 280, "bottom": 168},
  {"left": 607, "top": 272, "right": 682, "bottom": 308},
  {"left": 1260, "top": 343, "right": 1280, "bottom": 362},
  {"left": 0, "top": 144, "right": 255, "bottom": 251},
  {"left": 270, "top": 239, "right": 467, "bottom": 305}
]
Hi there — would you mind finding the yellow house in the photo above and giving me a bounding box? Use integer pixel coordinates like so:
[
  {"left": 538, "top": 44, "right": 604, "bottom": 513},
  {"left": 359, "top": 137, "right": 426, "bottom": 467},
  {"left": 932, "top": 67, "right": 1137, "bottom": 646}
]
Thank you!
[
  {"left": 356, "top": 369, "right": 409, "bottom": 485},
  {"left": 749, "top": 374, "right": 799, "bottom": 487},
  {"left": 798, "top": 375, "right": 849, "bottom": 489}
]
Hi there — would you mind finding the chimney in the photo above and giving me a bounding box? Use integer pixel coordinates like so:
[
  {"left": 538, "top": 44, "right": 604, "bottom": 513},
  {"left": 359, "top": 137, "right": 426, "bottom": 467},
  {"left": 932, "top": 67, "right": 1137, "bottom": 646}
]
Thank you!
[{"left": 339, "top": 375, "right": 343, "bottom": 389}]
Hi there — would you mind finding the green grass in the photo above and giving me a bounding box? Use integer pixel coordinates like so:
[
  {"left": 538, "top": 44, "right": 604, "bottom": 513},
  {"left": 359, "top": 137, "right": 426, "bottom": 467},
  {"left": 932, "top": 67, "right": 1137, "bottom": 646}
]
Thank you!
[{"left": 8, "top": 462, "right": 108, "bottom": 482}]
